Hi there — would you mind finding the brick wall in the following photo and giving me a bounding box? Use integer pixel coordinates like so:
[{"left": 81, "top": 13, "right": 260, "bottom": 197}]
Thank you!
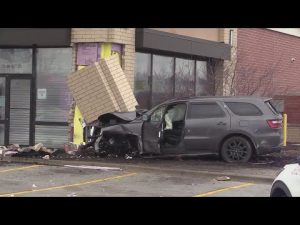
[
  {"left": 236, "top": 28, "right": 300, "bottom": 96},
  {"left": 67, "top": 55, "right": 137, "bottom": 124},
  {"left": 284, "top": 96, "right": 300, "bottom": 124}
]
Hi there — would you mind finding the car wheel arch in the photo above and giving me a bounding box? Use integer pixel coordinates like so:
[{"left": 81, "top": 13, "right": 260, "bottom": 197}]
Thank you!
[{"left": 270, "top": 180, "right": 292, "bottom": 197}]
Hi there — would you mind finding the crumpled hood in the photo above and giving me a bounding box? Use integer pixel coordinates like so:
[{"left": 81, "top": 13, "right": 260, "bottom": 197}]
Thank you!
[{"left": 98, "top": 109, "right": 148, "bottom": 124}]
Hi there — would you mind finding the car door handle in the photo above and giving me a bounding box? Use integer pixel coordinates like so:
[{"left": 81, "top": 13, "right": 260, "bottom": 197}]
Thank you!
[{"left": 217, "top": 122, "right": 227, "bottom": 126}]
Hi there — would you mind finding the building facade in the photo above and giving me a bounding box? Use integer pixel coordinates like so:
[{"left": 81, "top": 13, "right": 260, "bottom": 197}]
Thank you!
[
  {"left": 0, "top": 28, "right": 233, "bottom": 147},
  {"left": 235, "top": 28, "right": 300, "bottom": 143}
]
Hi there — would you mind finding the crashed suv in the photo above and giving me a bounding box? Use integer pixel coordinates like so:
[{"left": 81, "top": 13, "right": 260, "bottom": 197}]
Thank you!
[{"left": 90, "top": 96, "right": 282, "bottom": 163}]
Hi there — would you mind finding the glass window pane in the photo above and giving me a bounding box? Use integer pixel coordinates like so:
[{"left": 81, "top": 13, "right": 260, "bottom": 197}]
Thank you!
[
  {"left": 175, "top": 58, "right": 195, "bottom": 97},
  {"left": 9, "top": 79, "right": 31, "bottom": 145},
  {"left": 225, "top": 102, "right": 263, "bottom": 116},
  {"left": 188, "top": 103, "right": 225, "bottom": 119},
  {"left": 152, "top": 55, "right": 174, "bottom": 106},
  {"left": 0, "top": 124, "right": 4, "bottom": 145},
  {"left": 134, "top": 52, "right": 151, "bottom": 109},
  {"left": 0, "top": 49, "right": 32, "bottom": 74},
  {"left": 196, "top": 61, "right": 209, "bottom": 96},
  {"left": 36, "top": 48, "right": 72, "bottom": 122},
  {"left": 150, "top": 105, "right": 166, "bottom": 122},
  {"left": 35, "top": 125, "right": 69, "bottom": 148},
  {"left": 0, "top": 78, "right": 5, "bottom": 119}
]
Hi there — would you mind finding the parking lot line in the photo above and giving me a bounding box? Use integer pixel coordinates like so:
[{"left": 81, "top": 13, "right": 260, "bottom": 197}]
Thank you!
[
  {"left": 193, "top": 182, "right": 254, "bottom": 197},
  {"left": 0, "top": 165, "right": 42, "bottom": 173},
  {"left": 0, "top": 172, "right": 137, "bottom": 197}
]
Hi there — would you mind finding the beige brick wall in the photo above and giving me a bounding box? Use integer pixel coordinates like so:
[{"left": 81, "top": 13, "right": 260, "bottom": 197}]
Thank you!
[{"left": 67, "top": 55, "right": 137, "bottom": 124}]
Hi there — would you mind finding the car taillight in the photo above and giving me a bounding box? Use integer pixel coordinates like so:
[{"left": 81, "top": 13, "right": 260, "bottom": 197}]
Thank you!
[{"left": 267, "top": 119, "right": 282, "bottom": 129}]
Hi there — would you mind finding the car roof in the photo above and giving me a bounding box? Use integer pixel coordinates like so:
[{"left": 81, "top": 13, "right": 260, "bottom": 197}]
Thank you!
[{"left": 161, "top": 96, "right": 272, "bottom": 104}]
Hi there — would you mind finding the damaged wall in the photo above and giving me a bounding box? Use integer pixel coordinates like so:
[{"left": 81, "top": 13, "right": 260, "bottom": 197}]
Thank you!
[
  {"left": 71, "top": 28, "right": 135, "bottom": 87},
  {"left": 67, "top": 55, "right": 138, "bottom": 124},
  {"left": 69, "top": 28, "right": 135, "bottom": 143}
]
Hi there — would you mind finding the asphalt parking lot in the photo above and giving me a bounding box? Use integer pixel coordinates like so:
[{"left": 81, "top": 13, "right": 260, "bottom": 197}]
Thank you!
[{"left": 0, "top": 162, "right": 272, "bottom": 197}]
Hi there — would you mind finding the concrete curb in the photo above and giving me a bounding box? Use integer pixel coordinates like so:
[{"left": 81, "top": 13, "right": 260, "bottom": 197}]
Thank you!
[{"left": 0, "top": 157, "right": 276, "bottom": 183}]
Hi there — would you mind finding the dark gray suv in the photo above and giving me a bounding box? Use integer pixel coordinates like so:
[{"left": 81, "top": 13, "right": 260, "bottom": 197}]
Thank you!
[{"left": 94, "top": 96, "right": 283, "bottom": 163}]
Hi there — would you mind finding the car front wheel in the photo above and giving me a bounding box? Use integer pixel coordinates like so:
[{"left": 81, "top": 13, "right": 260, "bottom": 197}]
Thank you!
[
  {"left": 220, "top": 136, "right": 253, "bottom": 163},
  {"left": 270, "top": 181, "right": 292, "bottom": 197}
]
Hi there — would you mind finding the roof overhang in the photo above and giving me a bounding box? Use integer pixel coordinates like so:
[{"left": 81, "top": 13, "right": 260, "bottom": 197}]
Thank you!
[{"left": 136, "top": 28, "right": 231, "bottom": 60}]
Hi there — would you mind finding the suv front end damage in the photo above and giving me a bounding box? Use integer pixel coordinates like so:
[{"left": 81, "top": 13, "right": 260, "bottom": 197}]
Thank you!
[{"left": 84, "top": 110, "right": 146, "bottom": 157}]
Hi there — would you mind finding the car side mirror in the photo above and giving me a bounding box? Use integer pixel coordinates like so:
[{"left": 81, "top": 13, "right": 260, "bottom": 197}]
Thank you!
[{"left": 142, "top": 114, "right": 149, "bottom": 121}]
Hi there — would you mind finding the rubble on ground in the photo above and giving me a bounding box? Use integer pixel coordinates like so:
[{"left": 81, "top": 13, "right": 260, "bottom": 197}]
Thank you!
[
  {"left": 0, "top": 143, "right": 61, "bottom": 158},
  {"left": 0, "top": 140, "right": 137, "bottom": 160},
  {"left": 0, "top": 141, "right": 299, "bottom": 164}
]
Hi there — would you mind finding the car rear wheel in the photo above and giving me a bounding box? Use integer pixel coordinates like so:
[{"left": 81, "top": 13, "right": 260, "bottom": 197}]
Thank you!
[{"left": 221, "top": 136, "right": 253, "bottom": 163}]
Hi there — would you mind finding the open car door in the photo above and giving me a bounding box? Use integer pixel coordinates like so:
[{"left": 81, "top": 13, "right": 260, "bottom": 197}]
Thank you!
[{"left": 142, "top": 105, "right": 167, "bottom": 154}]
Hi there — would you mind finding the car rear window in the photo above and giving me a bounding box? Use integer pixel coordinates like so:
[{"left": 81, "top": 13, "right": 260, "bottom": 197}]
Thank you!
[
  {"left": 187, "top": 103, "right": 225, "bottom": 119},
  {"left": 225, "top": 102, "right": 263, "bottom": 116}
]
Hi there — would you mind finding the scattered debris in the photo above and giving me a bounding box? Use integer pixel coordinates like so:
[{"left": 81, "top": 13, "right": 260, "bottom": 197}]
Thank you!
[
  {"left": 67, "top": 192, "right": 77, "bottom": 197},
  {"left": 216, "top": 176, "right": 231, "bottom": 181},
  {"left": 0, "top": 143, "right": 70, "bottom": 159},
  {"left": 42, "top": 155, "right": 50, "bottom": 160},
  {"left": 64, "top": 165, "right": 122, "bottom": 171},
  {"left": 64, "top": 143, "right": 79, "bottom": 155},
  {"left": 125, "top": 154, "right": 133, "bottom": 160},
  {"left": 4, "top": 150, "right": 19, "bottom": 157}
]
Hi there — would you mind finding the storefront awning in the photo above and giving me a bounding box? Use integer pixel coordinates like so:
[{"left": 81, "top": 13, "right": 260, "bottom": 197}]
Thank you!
[
  {"left": 0, "top": 28, "right": 71, "bottom": 46},
  {"left": 136, "top": 28, "right": 231, "bottom": 60}
]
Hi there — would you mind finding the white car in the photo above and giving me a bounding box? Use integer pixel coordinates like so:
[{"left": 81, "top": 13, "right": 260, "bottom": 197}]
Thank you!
[{"left": 270, "top": 158, "right": 300, "bottom": 197}]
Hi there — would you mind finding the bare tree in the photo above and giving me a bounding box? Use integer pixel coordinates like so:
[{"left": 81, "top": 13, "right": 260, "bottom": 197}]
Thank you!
[{"left": 207, "top": 47, "right": 289, "bottom": 97}]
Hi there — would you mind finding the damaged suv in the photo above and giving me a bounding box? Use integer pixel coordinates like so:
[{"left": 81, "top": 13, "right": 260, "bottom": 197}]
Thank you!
[{"left": 91, "top": 96, "right": 282, "bottom": 163}]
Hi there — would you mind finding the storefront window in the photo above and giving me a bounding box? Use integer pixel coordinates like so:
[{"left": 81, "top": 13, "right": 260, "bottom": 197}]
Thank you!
[
  {"left": 135, "top": 52, "right": 211, "bottom": 108},
  {"left": 134, "top": 52, "right": 151, "bottom": 109},
  {"left": 175, "top": 58, "right": 195, "bottom": 97},
  {"left": 196, "top": 61, "right": 209, "bottom": 96},
  {"left": 35, "top": 125, "right": 69, "bottom": 148},
  {"left": 0, "top": 49, "right": 32, "bottom": 74},
  {"left": 152, "top": 55, "right": 174, "bottom": 106},
  {"left": 36, "top": 48, "right": 72, "bottom": 122}
]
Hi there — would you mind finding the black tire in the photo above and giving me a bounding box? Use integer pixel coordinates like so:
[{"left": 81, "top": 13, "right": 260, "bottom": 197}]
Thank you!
[
  {"left": 270, "top": 181, "right": 292, "bottom": 197},
  {"left": 220, "top": 136, "right": 253, "bottom": 163}
]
